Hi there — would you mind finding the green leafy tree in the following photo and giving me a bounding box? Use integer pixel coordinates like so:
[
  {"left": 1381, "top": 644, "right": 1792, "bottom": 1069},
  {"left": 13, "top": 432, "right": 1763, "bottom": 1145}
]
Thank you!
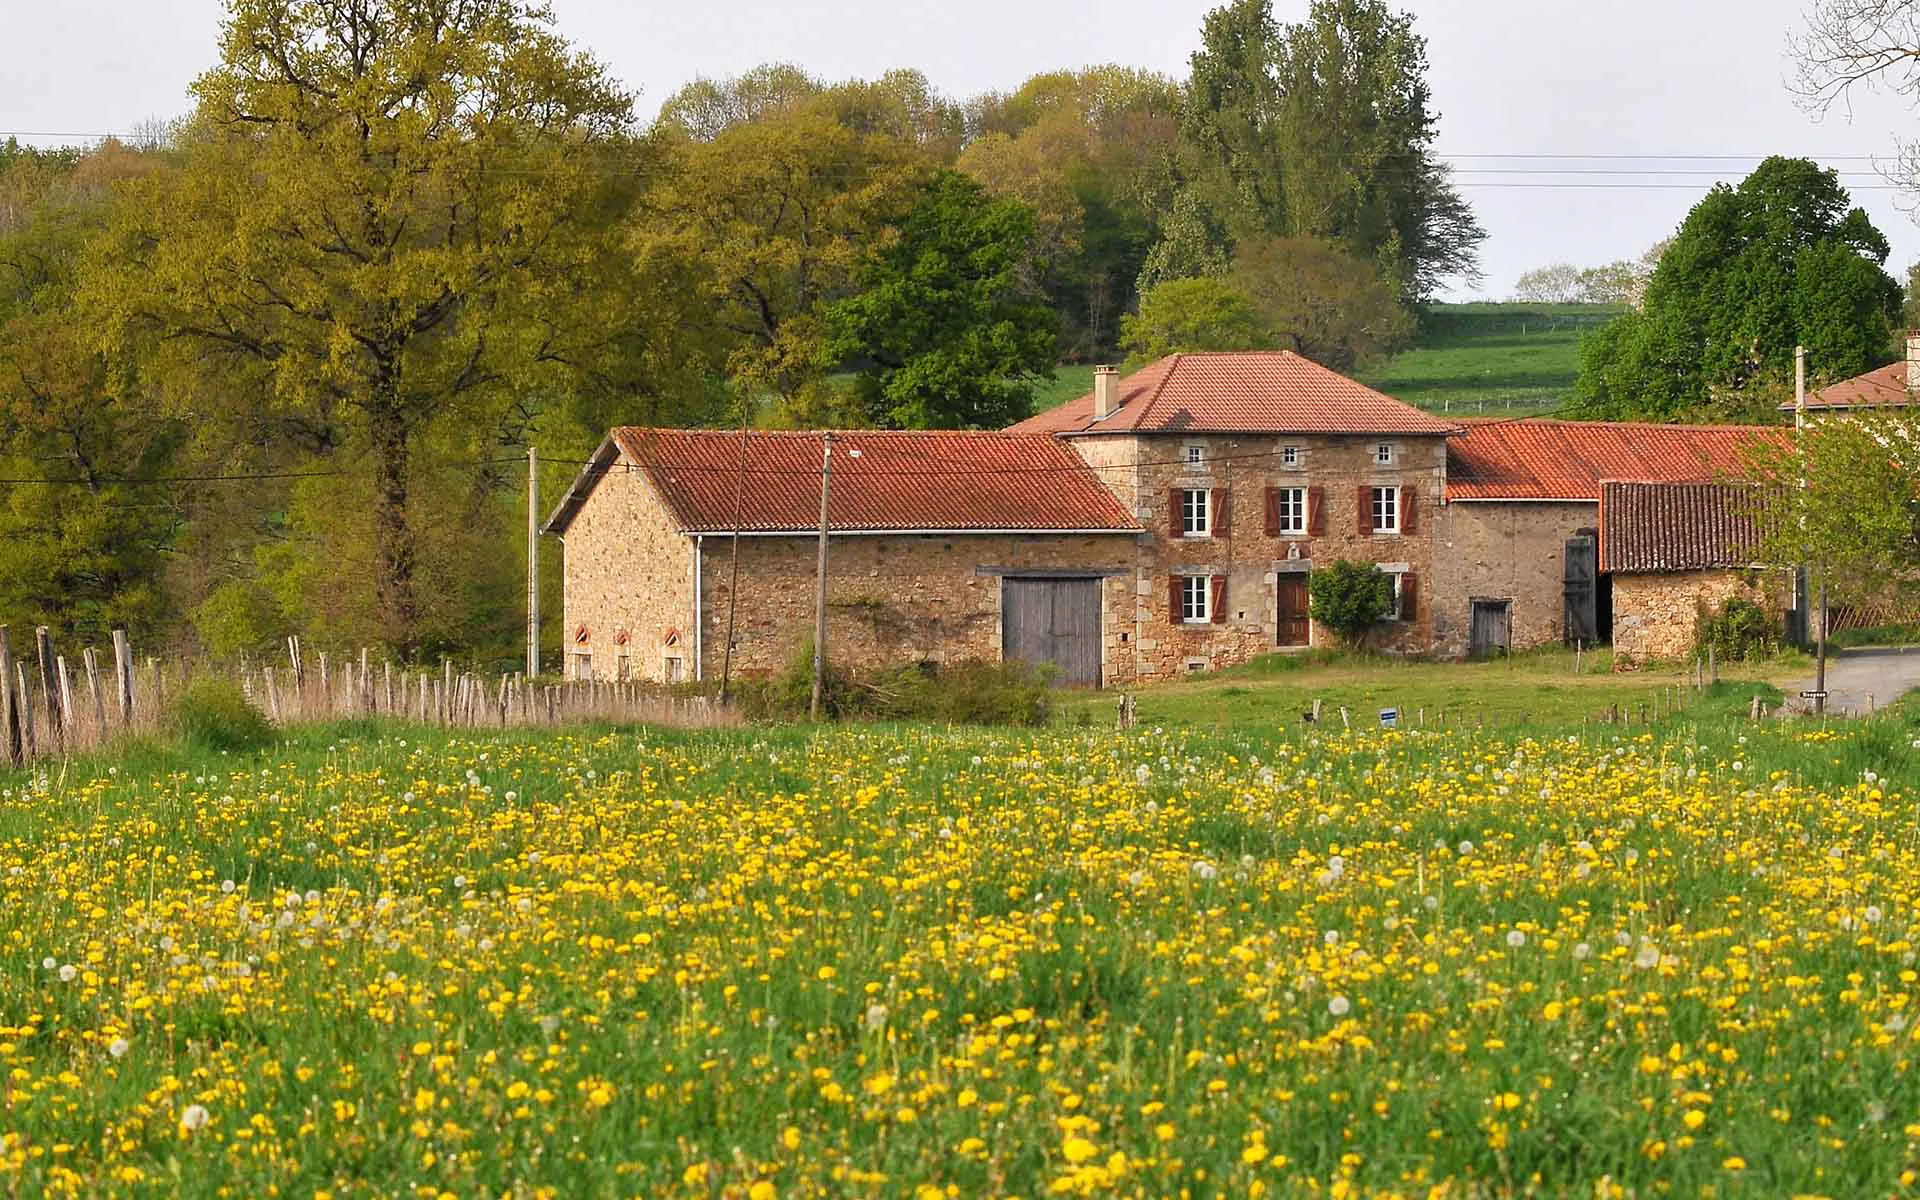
[
  {"left": 1308, "top": 558, "right": 1394, "bottom": 646},
  {"left": 1120, "top": 276, "right": 1265, "bottom": 363},
  {"left": 825, "top": 171, "right": 1057, "bottom": 429},
  {"left": 1134, "top": 188, "right": 1231, "bottom": 293},
  {"left": 97, "top": 0, "right": 638, "bottom": 654},
  {"left": 1573, "top": 157, "right": 1901, "bottom": 420},
  {"left": 1231, "top": 236, "right": 1414, "bottom": 371}
]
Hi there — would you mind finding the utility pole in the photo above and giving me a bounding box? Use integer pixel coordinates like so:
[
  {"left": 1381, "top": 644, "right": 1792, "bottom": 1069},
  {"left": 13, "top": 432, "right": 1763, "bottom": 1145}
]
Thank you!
[
  {"left": 527, "top": 444, "right": 540, "bottom": 679},
  {"left": 810, "top": 431, "right": 834, "bottom": 721},
  {"left": 1795, "top": 345, "right": 1827, "bottom": 717},
  {"left": 719, "top": 421, "right": 752, "bottom": 704}
]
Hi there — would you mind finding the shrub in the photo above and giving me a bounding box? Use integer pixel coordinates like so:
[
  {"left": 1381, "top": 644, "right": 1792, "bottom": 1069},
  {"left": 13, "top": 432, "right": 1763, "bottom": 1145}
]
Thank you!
[
  {"left": 1698, "top": 597, "right": 1778, "bottom": 662},
  {"left": 1309, "top": 560, "right": 1394, "bottom": 647},
  {"left": 738, "top": 647, "right": 1050, "bottom": 726},
  {"left": 168, "top": 679, "right": 278, "bottom": 754}
]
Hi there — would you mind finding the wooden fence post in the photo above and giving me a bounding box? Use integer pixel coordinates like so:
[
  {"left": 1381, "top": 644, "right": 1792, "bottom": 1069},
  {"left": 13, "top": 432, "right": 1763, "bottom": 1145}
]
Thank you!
[
  {"left": 111, "top": 628, "right": 132, "bottom": 727},
  {"left": 56, "top": 656, "right": 76, "bottom": 737},
  {"left": 34, "top": 628, "right": 63, "bottom": 751},
  {"left": 15, "top": 663, "right": 36, "bottom": 758},
  {"left": 0, "top": 627, "right": 20, "bottom": 766},
  {"left": 83, "top": 648, "right": 106, "bottom": 739}
]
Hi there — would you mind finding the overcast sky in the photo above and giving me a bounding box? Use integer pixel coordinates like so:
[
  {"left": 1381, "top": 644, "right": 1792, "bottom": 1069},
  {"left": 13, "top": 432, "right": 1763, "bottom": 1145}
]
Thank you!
[{"left": 6, "top": 0, "right": 1920, "bottom": 298}]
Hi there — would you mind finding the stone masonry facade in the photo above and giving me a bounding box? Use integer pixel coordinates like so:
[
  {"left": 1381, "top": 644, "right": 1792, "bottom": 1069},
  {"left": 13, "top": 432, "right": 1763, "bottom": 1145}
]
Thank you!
[
  {"left": 697, "top": 532, "right": 1142, "bottom": 683},
  {"left": 1428, "top": 501, "right": 1597, "bottom": 657},
  {"left": 558, "top": 465, "right": 698, "bottom": 685},
  {"left": 1612, "top": 570, "right": 1785, "bottom": 662},
  {"left": 1072, "top": 432, "right": 1449, "bottom": 678}
]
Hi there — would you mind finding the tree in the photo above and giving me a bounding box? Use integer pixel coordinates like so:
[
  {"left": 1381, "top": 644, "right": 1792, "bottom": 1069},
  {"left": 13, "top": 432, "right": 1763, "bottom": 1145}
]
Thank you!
[
  {"left": 1230, "top": 236, "right": 1414, "bottom": 371},
  {"left": 97, "top": 0, "right": 638, "bottom": 654},
  {"left": 643, "top": 102, "right": 930, "bottom": 407},
  {"left": 1308, "top": 558, "right": 1394, "bottom": 646},
  {"left": 1572, "top": 157, "right": 1901, "bottom": 421},
  {"left": 1134, "top": 188, "right": 1230, "bottom": 293},
  {"left": 1513, "top": 263, "right": 1585, "bottom": 303},
  {"left": 825, "top": 171, "right": 1057, "bottom": 429},
  {"left": 1120, "top": 276, "right": 1265, "bottom": 363},
  {"left": 1175, "top": 0, "right": 1484, "bottom": 301}
]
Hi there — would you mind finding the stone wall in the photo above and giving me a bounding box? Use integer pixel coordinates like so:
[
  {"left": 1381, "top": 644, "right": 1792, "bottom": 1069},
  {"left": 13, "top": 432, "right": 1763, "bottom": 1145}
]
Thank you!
[
  {"left": 558, "top": 462, "right": 697, "bottom": 683},
  {"left": 1066, "top": 432, "right": 1450, "bottom": 677},
  {"left": 1612, "top": 569, "right": 1785, "bottom": 662},
  {"left": 1429, "top": 501, "right": 1595, "bottom": 656},
  {"left": 698, "top": 532, "right": 1143, "bottom": 683}
]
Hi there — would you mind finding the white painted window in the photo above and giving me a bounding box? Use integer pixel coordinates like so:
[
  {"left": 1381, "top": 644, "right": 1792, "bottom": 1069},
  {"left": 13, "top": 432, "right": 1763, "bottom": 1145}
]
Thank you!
[
  {"left": 616, "top": 653, "right": 631, "bottom": 682},
  {"left": 1180, "top": 575, "right": 1211, "bottom": 623},
  {"left": 1181, "top": 488, "right": 1211, "bottom": 536},
  {"left": 1389, "top": 573, "right": 1406, "bottom": 621},
  {"left": 571, "top": 651, "right": 592, "bottom": 681},
  {"left": 1275, "top": 486, "right": 1306, "bottom": 535},
  {"left": 1375, "top": 442, "right": 1396, "bottom": 465},
  {"left": 1281, "top": 445, "right": 1302, "bottom": 468},
  {"left": 1371, "top": 486, "right": 1399, "bottom": 534},
  {"left": 1185, "top": 443, "right": 1205, "bottom": 466},
  {"left": 663, "top": 657, "right": 685, "bottom": 683}
]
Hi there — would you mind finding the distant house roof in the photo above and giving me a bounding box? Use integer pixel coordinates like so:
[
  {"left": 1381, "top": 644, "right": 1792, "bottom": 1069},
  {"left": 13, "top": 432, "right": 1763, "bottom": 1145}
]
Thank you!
[
  {"left": 1445, "top": 419, "right": 1786, "bottom": 501},
  {"left": 542, "top": 428, "right": 1143, "bottom": 537},
  {"left": 1788, "top": 362, "right": 1917, "bottom": 411},
  {"left": 1598, "top": 481, "right": 1768, "bottom": 573},
  {"left": 1006, "top": 351, "right": 1460, "bottom": 437}
]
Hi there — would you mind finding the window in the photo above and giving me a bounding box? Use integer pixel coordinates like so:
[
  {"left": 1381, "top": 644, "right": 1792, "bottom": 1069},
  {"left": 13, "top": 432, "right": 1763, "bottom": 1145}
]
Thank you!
[
  {"left": 1375, "top": 442, "right": 1396, "bottom": 465},
  {"left": 1281, "top": 445, "right": 1302, "bottom": 468},
  {"left": 616, "top": 652, "right": 631, "bottom": 682},
  {"left": 1371, "top": 486, "right": 1399, "bottom": 534},
  {"left": 1181, "top": 488, "right": 1211, "bottom": 536},
  {"left": 1389, "top": 574, "right": 1406, "bottom": 621},
  {"left": 1274, "top": 486, "right": 1306, "bottom": 535},
  {"left": 663, "top": 657, "right": 685, "bottom": 683},
  {"left": 1185, "top": 444, "right": 1205, "bottom": 466},
  {"left": 1180, "top": 575, "right": 1211, "bottom": 623},
  {"left": 571, "top": 651, "right": 592, "bottom": 681}
]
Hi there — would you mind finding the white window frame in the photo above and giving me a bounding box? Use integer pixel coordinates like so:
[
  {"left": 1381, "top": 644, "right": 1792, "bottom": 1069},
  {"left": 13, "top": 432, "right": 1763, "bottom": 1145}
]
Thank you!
[
  {"left": 1274, "top": 486, "right": 1307, "bottom": 536},
  {"left": 1379, "top": 563, "right": 1411, "bottom": 622},
  {"left": 1184, "top": 443, "right": 1205, "bottom": 467},
  {"left": 1371, "top": 485, "right": 1400, "bottom": 535},
  {"left": 1280, "top": 444, "right": 1303, "bottom": 468},
  {"left": 663, "top": 656, "right": 685, "bottom": 683},
  {"left": 1375, "top": 442, "right": 1396, "bottom": 466},
  {"left": 1181, "top": 488, "right": 1212, "bottom": 537},
  {"left": 571, "top": 651, "right": 592, "bottom": 681},
  {"left": 1180, "top": 575, "right": 1212, "bottom": 624}
]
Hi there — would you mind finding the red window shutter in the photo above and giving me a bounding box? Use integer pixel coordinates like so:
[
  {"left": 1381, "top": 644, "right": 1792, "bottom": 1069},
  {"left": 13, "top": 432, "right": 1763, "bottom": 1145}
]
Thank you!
[
  {"left": 1357, "top": 485, "right": 1373, "bottom": 535},
  {"left": 1401, "top": 485, "right": 1419, "bottom": 534},
  {"left": 1168, "top": 487, "right": 1182, "bottom": 539},
  {"left": 1210, "top": 574, "right": 1227, "bottom": 623},
  {"left": 1399, "top": 573, "right": 1419, "bottom": 620},
  {"left": 1170, "top": 574, "right": 1183, "bottom": 621},
  {"left": 1214, "top": 488, "right": 1231, "bottom": 536},
  {"left": 1308, "top": 486, "right": 1325, "bottom": 535},
  {"left": 1263, "top": 487, "right": 1280, "bottom": 536}
]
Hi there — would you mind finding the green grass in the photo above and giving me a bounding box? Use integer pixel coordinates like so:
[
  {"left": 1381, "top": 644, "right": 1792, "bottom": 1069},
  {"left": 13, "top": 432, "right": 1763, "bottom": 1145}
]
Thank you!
[
  {"left": 1029, "top": 364, "right": 1097, "bottom": 413},
  {"left": 1357, "top": 302, "right": 1623, "bottom": 416},
  {"left": 1058, "top": 645, "right": 1803, "bottom": 731}
]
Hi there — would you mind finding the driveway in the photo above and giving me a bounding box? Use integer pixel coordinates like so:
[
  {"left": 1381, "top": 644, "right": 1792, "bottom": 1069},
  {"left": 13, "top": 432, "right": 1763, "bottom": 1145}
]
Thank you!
[{"left": 1781, "top": 646, "right": 1920, "bottom": 716}]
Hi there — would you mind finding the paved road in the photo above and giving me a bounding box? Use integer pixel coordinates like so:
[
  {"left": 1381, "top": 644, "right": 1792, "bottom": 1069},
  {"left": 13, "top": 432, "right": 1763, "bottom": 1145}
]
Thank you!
[{"left": 1782, "top": 646, "right": 1920, "bottom": 716}]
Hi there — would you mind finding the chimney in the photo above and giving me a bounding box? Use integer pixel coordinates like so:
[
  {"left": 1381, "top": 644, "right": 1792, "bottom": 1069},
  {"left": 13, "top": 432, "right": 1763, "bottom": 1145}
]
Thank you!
[
  {"left": 1907, "top": 330, "right": 1920, "bottom": 395},
  {"left": 1092, "top": 365, "right": 1119, "bottom": 419}
]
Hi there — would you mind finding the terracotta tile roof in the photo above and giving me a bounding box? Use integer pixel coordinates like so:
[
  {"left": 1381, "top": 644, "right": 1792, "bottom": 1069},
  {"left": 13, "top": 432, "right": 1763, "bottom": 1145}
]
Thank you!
[
  {"left": 1445, "top": 419, "right": 1788, "bottom": 501},
  {"left": 1006, "top": 351, "right": 1460, "bottom": 436},
  {"left": 543, "top": 428, "right": 1142, "bottom": 536},
  {"left": 1789, "top": 362, "right": 1917, "bottom": 410},
  {"left": 1598, "top": 481, "right": 1767, "bottom": 573}
]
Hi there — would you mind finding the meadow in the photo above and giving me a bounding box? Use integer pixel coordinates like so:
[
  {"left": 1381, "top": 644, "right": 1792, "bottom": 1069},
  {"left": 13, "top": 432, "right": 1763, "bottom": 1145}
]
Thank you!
[{"left": 2, "top": 685, "right": 1918, "bottom": 1197}]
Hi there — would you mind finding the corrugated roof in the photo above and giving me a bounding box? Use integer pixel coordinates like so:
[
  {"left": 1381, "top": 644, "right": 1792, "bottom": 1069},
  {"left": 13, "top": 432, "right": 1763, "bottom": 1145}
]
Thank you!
[
  {"left": 1598, "top": 481, "right": 1768, "bottom": 573},
  {"left": 1790, "top": 362, "right": 1917, "bottom": 411},
  {"left": 1445, "top": 419, "right": 1787, "bottom": 501},
  {"left": 542, "top": 428, "right": 1142, "bottom": 536},
  {"left": 1006, "top": 351, "right": 1460, "bottom": 437}
]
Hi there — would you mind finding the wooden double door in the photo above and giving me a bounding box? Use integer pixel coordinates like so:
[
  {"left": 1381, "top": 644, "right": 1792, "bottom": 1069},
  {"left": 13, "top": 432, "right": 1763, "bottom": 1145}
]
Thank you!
[{"left": 1002, "top": 577, "right": 1102, "bottom": 686}]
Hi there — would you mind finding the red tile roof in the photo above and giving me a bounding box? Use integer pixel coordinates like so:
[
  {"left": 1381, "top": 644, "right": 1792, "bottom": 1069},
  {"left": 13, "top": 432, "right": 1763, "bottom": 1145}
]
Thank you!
[
  {"left": 1006, "top": 351, "right": 1460, "bottom": 437},
  {"left": 543, "top": 428, "right": 1142, "bottom": 536},
  {"left": 1445, "top": 419, "right": 1788, "bottom": 501},
  {"left": 1598, "top": 481, "right": 1768, "bottom": 572},
  {"left": 1791, "top": 362, "right": 1917, "bottom": 410}
]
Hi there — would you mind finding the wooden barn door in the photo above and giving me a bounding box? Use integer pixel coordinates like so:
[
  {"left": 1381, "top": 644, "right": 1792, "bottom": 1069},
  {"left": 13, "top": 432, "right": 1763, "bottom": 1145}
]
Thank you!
[
  {"left": 1563, "top": 533, "right": 1598, "bottom": 644},
  {"left": 1469, "top": 599, "right": 1512, "bottom": 658},
  {"left": 1276, "top": 575, "right": 1310, "bottom": 646},
  {"left": 1002, "top": 578, "right": 1102, "bottom": 686}
]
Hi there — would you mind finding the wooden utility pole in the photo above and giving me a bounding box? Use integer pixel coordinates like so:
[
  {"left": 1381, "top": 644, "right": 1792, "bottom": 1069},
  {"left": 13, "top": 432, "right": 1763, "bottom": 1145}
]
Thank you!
[
  {"left": 719, "top": 422, "right": 752, "bottom": 704},
  {"left": 527, "top": 445, "right": 540, "bottom": 679},
  {"left": 1796, "top": 345, "right": 1828, "bottom": 717},
  {"left": 810, "top": 431, "right": 834, "bottom": 721}
]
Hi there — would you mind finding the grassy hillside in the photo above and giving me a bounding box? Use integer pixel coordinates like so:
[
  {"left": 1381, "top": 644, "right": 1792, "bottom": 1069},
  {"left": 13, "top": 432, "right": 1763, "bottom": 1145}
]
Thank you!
[{"left": 1359, "top": 301, "right": 1623, "bottom": 415}]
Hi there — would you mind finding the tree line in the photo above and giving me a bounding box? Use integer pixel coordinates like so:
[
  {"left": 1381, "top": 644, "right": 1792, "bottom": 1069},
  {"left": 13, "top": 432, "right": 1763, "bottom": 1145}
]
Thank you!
[{"left": 0, "top": 0, "right": 1484, "bottom": 662}]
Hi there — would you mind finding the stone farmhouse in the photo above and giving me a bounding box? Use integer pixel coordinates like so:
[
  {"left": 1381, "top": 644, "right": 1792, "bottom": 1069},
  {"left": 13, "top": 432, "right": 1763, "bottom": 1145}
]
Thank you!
[{"left": 543, "top": 351, "right": 1795, "bottom": 686}]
